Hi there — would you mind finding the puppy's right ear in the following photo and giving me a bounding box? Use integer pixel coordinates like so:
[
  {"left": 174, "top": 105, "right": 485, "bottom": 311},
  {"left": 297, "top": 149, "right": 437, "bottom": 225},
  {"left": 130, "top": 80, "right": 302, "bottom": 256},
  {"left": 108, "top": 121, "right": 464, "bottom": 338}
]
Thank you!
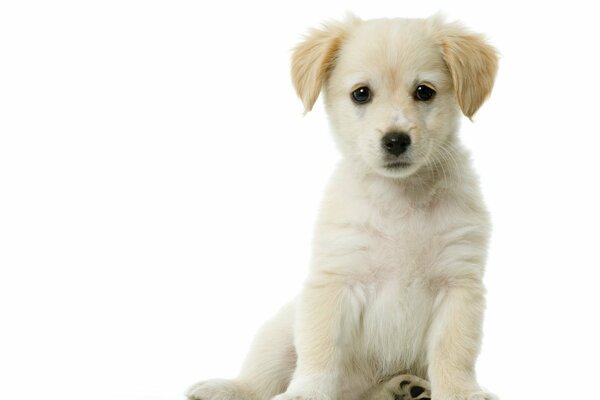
[{"left": 291, "top": 17, "right": 357, "bottom": 113}]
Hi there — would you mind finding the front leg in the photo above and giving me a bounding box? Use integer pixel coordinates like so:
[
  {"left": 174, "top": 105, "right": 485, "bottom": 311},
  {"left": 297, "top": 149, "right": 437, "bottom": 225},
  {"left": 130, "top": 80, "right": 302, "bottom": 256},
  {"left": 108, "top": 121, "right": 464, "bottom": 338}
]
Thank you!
[
  {"left": 273, "top": 277, "right": 358, "bottom": 400},
  {"left": 427, "top": 281, "right": 496, "bottom": 400}
]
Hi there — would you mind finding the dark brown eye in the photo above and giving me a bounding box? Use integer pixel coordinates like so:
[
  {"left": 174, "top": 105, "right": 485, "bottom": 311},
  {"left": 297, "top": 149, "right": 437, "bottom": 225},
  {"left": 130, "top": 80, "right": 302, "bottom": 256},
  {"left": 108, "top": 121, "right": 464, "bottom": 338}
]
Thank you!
[
  {"left": 414, "top": 85, "right": 436, "bottom": 101},
  {"left": 351, "top": 86, "right": 371, "bottom": 104}
]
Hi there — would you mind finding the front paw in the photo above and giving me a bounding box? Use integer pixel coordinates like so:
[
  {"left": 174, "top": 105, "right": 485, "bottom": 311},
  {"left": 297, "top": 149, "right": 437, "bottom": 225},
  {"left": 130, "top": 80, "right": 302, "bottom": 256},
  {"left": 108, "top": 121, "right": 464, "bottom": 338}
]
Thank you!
[
  {"left": 467, "top": 391, "right": 497, "bottom": 400},
  {"left": 435, "top": 390, "right": 498, "bottom": 400},
  {"left": 271, "top": 392, "right": 331, "bottom": 400},
  {"left": 187, "top": 378, "right": 251, "bottom": 400}
]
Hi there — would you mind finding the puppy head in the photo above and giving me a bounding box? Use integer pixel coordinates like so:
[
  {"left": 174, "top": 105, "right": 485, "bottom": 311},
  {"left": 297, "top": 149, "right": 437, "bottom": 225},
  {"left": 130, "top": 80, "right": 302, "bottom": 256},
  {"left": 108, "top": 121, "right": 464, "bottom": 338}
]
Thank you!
[{"left": 291, "top": 16, "right": 498, "bottom": 178}]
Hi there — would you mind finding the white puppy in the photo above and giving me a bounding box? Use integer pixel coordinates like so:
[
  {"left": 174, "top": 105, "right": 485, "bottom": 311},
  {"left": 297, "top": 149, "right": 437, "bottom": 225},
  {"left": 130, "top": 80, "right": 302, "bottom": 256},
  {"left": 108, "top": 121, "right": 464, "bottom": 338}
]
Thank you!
[{"left": 188, "top": 15, "right": 498, "bottom": 400}]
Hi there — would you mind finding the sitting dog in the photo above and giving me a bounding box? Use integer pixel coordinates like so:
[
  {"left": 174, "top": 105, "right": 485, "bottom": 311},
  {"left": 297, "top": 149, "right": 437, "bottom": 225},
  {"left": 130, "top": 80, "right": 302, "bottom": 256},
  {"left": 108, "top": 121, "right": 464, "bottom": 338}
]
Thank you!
[{"left": 188, "top": 14, "right": 498, "bottom": 400}]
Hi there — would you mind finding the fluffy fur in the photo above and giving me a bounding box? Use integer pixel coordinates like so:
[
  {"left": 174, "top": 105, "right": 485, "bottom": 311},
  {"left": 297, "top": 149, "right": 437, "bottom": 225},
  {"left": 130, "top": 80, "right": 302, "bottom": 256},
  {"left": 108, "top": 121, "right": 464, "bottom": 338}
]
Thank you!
[{"left": 188, "top": 15, "right": 498, "bottom": 400}]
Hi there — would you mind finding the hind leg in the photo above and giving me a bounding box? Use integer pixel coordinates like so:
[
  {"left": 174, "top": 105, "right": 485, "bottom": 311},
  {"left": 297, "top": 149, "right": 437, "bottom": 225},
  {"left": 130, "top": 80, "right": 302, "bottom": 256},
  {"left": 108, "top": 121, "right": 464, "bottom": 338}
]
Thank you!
[{"left": 187, "top": 302, "right": 297, "bottom": 400}]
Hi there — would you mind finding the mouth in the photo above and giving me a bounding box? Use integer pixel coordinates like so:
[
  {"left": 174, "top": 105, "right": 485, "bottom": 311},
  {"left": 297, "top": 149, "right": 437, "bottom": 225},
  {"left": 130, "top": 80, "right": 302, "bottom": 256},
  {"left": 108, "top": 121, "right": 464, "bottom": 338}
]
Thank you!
[{"left": 384, "top": 161, "right": 412, "bottom": 169}]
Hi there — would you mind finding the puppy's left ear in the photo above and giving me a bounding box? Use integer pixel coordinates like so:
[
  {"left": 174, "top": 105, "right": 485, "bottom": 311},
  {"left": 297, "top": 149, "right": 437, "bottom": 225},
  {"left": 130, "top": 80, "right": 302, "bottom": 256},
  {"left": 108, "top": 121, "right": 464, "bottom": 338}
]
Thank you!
[
  {"left": 434, "top": 20, "right": 499, "bottom": 119},
  {"left": 291, "top": 16, "right": 358, "bottom": 113}
]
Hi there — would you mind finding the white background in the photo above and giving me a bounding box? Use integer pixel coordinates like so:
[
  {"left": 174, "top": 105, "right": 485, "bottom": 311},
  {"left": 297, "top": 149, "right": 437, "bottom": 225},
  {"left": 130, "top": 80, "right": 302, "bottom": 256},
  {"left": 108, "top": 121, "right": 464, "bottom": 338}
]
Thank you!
[{"left": 1, "top": 1, "right": 599, "bottom": 399}]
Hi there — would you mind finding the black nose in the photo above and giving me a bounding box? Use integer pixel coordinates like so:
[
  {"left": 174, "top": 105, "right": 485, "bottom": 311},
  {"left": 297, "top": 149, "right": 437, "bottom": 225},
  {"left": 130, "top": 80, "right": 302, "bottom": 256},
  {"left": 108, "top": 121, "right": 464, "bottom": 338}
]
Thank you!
[{"left": 382, "top": 132, "right": 411, "bottom": 156}]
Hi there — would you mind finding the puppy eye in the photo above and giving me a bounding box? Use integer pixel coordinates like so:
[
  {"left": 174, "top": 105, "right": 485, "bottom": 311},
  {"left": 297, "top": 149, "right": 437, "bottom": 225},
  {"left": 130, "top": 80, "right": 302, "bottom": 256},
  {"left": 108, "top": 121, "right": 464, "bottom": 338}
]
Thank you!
[
  {"left": 351, "top": 86, "right": 371, "bottom": 104},
  {"left": 414, "top": 85, "right": 436, "bottom": 101}
]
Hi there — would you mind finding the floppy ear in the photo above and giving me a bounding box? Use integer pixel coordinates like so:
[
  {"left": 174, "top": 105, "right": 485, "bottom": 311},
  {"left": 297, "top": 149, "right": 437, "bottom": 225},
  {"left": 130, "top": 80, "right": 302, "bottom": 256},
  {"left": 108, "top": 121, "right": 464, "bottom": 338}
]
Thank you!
[
  {"left": 435, "top": 21, "right": 499, "bottom": 119},
  {"left": 291, "top": 18, "right": 357, "bottom": 113}
]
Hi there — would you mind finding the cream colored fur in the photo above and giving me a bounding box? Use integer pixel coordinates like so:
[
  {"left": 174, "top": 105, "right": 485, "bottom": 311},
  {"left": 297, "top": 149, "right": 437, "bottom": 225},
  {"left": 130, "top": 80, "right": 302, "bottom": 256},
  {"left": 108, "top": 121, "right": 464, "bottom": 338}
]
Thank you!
[{"left": 188, "top": 15, "right": 498, "bottom": 400}]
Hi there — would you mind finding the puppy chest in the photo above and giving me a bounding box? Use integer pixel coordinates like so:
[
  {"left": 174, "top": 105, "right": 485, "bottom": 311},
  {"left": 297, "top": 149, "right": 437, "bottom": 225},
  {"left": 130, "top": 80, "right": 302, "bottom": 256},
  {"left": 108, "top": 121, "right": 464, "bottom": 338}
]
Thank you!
[
  {"left": 346, "top": 226, "right": 434, "bottom": 350},
  {"left": 355, "top": 277, "right": 435, "bottom": 371}
]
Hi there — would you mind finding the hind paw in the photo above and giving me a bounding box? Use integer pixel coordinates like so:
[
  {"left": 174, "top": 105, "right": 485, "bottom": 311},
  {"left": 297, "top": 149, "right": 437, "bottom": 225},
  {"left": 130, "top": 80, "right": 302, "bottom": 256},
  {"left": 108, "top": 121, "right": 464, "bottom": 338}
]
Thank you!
[{"left": 369, "top": 374, "right": 431, "bottom": 400}]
